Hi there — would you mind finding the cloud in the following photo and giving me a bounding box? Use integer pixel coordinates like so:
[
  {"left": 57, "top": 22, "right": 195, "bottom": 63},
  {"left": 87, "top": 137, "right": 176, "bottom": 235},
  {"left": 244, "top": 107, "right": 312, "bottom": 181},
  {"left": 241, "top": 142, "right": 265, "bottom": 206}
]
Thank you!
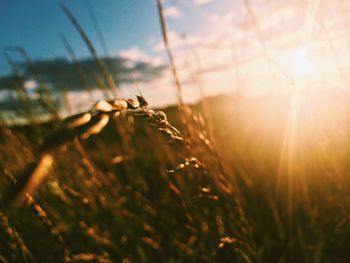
[
  {"left": 119, "top": 47, "right": 162, "bottom": 66},
  {"left": 153, "top": 31, "right": 200, "bottom": 51},
  {"left": 24, "top": 79, "right": 37, "bottom": 91},
  {"left": 163, "top": 6, "right": 182, "bottom": 19},
  {"left": 193, "top": 0, "right": 213, "bottom": 6},
  {"left": 0, "top": 50, "right": 168, "bottom": 114},
  {"left": 0, "top": 54, "right": 166, "bottom": 93},
  {"left": 0, "top": 95, "right": 44, "bottom": 112}
]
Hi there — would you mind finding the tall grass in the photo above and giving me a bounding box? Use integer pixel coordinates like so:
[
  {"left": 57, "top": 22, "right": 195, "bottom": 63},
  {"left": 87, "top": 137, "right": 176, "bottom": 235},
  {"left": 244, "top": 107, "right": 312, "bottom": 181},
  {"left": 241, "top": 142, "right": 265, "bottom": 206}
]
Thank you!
[{"left": 1, "top": 1, "right": 350, "bottom": 263}]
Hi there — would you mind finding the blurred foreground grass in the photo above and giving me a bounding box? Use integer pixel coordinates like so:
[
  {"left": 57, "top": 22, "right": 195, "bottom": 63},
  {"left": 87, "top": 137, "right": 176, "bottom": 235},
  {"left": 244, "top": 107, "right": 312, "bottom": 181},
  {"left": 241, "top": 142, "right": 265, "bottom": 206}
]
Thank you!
[{"left": 1, "top": 92, "right": 350, "bottom": 262}]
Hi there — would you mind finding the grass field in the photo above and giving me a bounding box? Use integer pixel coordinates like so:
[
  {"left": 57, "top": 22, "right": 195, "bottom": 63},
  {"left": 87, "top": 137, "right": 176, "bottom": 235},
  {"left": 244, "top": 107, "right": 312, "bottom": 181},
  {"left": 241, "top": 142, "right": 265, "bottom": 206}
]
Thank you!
[
  {"left": 2, "top": 0, "right": 350, "bottom": 262},
  {"left": 1, "top": 90, "right": 350, "bottom": 262}
]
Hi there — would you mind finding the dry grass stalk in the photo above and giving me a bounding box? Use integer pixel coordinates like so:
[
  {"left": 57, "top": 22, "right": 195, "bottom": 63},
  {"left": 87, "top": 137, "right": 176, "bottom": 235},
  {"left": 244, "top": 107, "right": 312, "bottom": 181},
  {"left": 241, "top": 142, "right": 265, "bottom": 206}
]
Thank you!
[
  {"left": 156, "top": 0, "right": 184, "bottom": 106},
  {"left": 2, "top": 92, "right": 254, "bottom": 261},
  {"left": 25, "top": 195, "right": 71, "bottom": 260},
  {"left": 4, "top": 153, "right": 53, "bottom": 206},
  {"left": 60, "top": 32, "right": 92, "bottom": 93},
  {"left": 2, "top": 52, "right": 38, "bottom": 125},
  {"left": 60, "top": 3, "right": 118, "bottom": 97},
  {"left": 0, "top": 212, "right": 33, "bottom": 262},
  {"left": 71, "top": 253, "right": 112, "bottom": 263},
  {"left": 4, "top": 46, "right": 60, "bottom": 121},
  {"left": 4, "top": 96, "right": 184, "bottom": 207}
]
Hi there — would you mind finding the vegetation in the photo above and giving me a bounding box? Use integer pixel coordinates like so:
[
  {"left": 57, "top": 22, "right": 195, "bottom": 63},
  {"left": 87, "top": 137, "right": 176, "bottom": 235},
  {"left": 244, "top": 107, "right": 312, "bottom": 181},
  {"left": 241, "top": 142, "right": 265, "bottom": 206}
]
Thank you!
[{"left": 1, "top": 1, "right": 350, "bottom": 263}]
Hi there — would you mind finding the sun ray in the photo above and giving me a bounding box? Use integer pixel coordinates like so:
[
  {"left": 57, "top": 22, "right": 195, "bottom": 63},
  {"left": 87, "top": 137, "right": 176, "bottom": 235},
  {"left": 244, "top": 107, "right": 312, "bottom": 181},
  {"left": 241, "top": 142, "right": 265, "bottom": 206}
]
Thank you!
[
  {"left": 277, "top": 89, "right": 301, "bottom": 221},
  {"left": 277, "top": 0, "right": 321, "bottom": 206},
  {"left": 302, "top": 0, "right": 320, "bottom": 46}
]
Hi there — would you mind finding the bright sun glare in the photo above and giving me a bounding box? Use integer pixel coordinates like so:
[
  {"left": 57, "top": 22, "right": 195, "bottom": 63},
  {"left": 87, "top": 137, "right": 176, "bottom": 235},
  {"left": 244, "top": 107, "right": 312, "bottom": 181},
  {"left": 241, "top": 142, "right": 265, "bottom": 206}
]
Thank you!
[{"left": 289, "top": 49, "right": 312, "bottom": 77}]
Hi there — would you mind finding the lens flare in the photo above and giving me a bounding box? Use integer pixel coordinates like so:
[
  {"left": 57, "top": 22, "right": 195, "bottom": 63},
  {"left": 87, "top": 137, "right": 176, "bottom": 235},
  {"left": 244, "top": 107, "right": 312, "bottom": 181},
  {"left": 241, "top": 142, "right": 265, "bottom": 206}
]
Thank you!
[{"left": 289, "top": 49, "right": 312, "bottom": 77}]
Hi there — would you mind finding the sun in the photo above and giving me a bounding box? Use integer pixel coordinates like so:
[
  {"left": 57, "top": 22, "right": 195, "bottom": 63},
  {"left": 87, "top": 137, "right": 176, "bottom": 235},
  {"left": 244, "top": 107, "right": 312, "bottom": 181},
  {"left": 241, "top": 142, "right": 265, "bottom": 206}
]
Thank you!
[{"left": 289, "top": 48, "right": 312, "bottom": 77}]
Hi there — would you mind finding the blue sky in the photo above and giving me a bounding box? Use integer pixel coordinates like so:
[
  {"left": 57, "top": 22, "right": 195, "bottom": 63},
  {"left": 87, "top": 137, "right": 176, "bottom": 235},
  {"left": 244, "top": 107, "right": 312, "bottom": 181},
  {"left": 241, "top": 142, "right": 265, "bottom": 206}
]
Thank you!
[
  {"left": 0, "top": 0, "right": 246, "bottom": 111},
  {"left": 0, "top": 0, "right": 235, "bottom": 76},
  {"left": 0, "top": 1, "right": 158, "bottom": 74},
  {"left": 1, "top": 0, "right": 349, "bottom": 117}
]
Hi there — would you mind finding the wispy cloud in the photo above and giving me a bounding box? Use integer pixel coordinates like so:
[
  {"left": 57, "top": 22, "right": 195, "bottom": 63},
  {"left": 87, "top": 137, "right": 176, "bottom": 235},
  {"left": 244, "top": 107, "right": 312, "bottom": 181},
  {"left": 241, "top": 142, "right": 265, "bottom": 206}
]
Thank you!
[
  {"left": 119, "top": 46, "right": 163, "bottom": 66},
  {"left": 163, "top": 6, "right": 182, "bottom": 19},
  {"left": 0, "top": 55, "right": 166, "bottom": 93},
  {"left": 153, "top": 31, "right": 200, "bottom": 51},
  {"left": 193, "top": 0, "right": 214, "bottom": 6}
]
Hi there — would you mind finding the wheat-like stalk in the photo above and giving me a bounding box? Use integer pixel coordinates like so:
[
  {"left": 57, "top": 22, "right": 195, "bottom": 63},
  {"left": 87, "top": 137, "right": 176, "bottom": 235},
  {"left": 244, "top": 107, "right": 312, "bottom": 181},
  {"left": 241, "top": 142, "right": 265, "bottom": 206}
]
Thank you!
[
  {"left": 4, "top": 95, "right": 185, "bottom": 207},
  {"left": 60, "top": 3, "right": 118, "bottom": 97}
]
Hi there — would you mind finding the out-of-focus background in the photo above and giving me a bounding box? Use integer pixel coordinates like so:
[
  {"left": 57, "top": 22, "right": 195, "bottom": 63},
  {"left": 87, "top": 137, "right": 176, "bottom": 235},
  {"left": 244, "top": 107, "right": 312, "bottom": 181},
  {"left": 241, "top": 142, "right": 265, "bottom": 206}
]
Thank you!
[
  {"left": 2, "top": 1, "right": 350, "bottom": 262},
  {"left": 2, "top": 0, "right": 350, "bottom": 118}
]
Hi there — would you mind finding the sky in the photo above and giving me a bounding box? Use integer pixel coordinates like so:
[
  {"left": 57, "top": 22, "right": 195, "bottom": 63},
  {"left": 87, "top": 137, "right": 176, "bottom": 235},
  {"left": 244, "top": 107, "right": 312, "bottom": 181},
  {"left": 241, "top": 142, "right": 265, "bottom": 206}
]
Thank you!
[
  {"left": 0, "top": 0, "right": 236, "bottom": 74},
  {"left": 0, "top": 1, "right": 163, "bottom": 73},
  {"left": 0, "top": 0, "right": 241, "bottom": 111},
  {"left": 1, "top": 0, "right": 350, "bottom": 121}
]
